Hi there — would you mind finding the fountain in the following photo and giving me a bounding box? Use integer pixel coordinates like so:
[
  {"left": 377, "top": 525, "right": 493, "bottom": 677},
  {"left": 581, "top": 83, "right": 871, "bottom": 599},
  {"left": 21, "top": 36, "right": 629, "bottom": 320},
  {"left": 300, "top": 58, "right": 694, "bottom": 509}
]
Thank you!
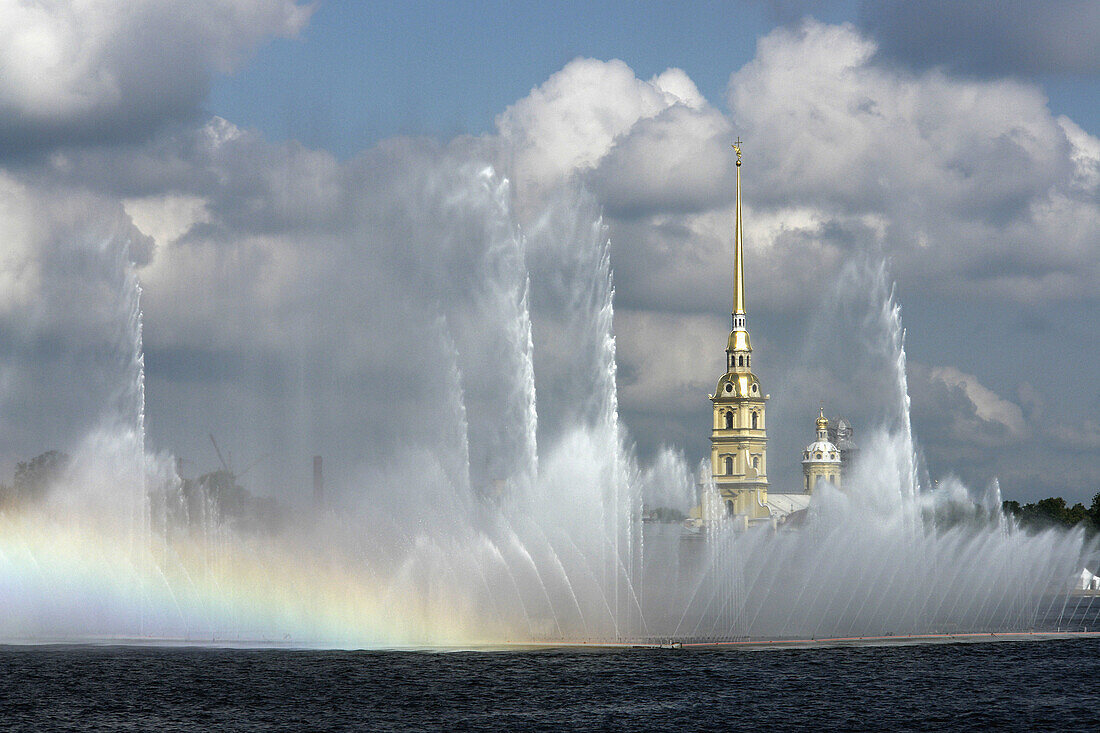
[{"left": 0, "top": 166, "right": 1096, "bottom": 648}]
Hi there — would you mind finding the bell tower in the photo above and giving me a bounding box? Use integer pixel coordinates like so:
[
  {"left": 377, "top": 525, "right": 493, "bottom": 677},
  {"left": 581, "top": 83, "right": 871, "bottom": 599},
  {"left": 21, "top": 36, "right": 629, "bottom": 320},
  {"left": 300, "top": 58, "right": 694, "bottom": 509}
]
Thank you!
[{"left": 709, "top": 141, "right": 770, "bottom": 519}]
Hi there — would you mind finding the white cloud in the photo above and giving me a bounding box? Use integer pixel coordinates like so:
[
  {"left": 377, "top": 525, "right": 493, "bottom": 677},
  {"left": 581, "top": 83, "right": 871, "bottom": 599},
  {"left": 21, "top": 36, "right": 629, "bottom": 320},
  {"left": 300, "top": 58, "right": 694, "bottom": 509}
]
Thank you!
[
  {"left": 0, "top": 0, "right": 310, "bottom": 152},
  {"left": 724, "top": 20, "right": 1100, "bottom": 306},
  {"left": 494, "top": 22, "right": 1100, "bottom": 321},
  {"left": 0, "top": 174, "right": 40, "bottom": 318},
  {"left": 591, "top": 103, "right": 733, "bottom": 217},
  {"left": 616, "top": 309, "right": 723, "bottom": 417},
  {"left": 928, "top": 366, "right": 1025, "bottom": 437},
  {"left": 0, "top": 173, "right": 152, "bottom": 330},
  {"left": 124, "top": 194, "right": 211, "bottom": 250},
  {"left": 3, "top": 17, "right": 1100, "bottom": 504},
  {"left": 1060, "top": 115, "right": 1100, "bottom": 191},
  {"left": 496, "top": 58, "right": 712, "bottom": 215},
  {"left": 729, "top": 20, "right": 1073, "bottom": 216}
]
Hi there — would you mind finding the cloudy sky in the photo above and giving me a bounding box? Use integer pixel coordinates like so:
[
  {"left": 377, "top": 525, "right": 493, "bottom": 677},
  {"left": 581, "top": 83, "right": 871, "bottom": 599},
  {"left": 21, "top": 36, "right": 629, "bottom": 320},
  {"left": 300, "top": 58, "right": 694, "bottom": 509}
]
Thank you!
[{"left": 1, "top": 0, "right": 1099, "bottom": 505}]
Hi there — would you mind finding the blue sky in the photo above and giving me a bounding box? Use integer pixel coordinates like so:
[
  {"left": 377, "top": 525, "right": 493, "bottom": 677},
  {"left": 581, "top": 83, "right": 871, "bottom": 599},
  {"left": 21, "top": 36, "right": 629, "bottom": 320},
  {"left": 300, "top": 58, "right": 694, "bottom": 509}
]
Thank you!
[
  {"left": 208, "top": 1, "right": 1099, "bottom": 157},
  {"left": 206, "top": 1, "right": 789, "bottom": 154}
]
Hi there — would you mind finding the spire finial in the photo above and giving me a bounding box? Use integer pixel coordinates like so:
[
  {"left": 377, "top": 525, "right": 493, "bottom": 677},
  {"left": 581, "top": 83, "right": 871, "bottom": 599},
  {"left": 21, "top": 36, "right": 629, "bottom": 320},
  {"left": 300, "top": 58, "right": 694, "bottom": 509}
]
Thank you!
[{"left": 732, "top": 138, "right": 743, "bottom": 166}]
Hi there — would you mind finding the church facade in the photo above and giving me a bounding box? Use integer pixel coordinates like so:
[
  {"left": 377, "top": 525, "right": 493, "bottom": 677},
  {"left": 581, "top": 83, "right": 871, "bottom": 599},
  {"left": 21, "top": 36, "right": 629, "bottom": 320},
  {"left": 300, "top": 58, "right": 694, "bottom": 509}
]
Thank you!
[
  {"left": 707, "top": 141, "right": 771, "bottom": 520},
  {"left": 697, "top": 142, "right": 855, "bottom": 527}
]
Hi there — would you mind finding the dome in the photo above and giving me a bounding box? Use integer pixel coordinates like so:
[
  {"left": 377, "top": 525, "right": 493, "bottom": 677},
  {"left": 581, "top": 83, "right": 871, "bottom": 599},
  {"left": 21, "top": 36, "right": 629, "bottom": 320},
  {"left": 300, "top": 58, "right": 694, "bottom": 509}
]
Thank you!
[
  {"left": 712, "top": 371, "right": 761, "bottom": 399},
  {"left": 802, "top": 439, "right": 841, "bottom": 464}
]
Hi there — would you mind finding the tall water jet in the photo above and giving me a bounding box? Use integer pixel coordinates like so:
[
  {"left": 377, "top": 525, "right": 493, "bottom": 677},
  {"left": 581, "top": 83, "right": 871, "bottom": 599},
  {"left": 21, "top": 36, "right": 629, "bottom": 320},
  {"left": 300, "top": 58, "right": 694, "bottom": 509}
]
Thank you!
[
  {"left": 0, "top": 217, "right": 166, "bottom": 639},
  {"left": 522, "top": 187, "right": 641, "bottom": 638},
  {"left": 0, "top": 162, "right": 1096, "bottom": 648},
  {"left": 446, "top": 167, "right": 539, "bottom": 497}
]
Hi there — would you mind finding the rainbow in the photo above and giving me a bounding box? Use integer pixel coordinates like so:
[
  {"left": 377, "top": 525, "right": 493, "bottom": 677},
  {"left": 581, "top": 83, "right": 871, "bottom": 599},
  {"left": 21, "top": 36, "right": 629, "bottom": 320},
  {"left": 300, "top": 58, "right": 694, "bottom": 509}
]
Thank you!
[{"left": 0, "top": 509, "right": 508, "bottom": 648}]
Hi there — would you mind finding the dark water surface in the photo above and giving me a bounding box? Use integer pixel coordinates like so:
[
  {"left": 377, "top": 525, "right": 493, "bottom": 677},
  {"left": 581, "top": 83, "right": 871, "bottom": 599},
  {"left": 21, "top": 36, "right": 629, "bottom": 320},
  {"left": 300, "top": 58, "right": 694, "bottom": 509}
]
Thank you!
[{"left": 1, "top": 638, "right": 1097, "bottom": 731}]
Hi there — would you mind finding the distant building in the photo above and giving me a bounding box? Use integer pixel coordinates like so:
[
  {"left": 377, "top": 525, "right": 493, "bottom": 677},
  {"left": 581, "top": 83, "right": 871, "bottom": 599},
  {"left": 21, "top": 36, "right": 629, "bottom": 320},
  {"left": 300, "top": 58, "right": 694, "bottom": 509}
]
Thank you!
[
  {"left": 702, "top": 141, "right": 770, "bottom": 523},
  {"left": 828, "top": 418, "right": 859, "bottom": 478},
  {"left": 690, "top": 143, "right": 856, "bottom": 529},
  {"left": 802, "top": 408, "right": 842, "bottom": 493}
]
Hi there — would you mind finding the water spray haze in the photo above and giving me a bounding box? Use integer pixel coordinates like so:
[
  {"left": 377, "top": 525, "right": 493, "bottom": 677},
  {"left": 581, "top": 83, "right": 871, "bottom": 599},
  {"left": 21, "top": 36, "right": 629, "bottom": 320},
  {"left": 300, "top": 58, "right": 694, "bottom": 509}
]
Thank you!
[{"left": 0, "top": 169, "right": 1096, "bottom": 647}]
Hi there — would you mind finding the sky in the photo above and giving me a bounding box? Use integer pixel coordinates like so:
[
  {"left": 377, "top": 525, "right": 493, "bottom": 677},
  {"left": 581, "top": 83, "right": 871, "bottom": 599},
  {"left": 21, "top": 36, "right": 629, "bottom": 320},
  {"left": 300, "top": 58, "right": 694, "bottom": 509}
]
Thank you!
[{"left": 1, "top": 0, "right": 1100, "bottom": 505}]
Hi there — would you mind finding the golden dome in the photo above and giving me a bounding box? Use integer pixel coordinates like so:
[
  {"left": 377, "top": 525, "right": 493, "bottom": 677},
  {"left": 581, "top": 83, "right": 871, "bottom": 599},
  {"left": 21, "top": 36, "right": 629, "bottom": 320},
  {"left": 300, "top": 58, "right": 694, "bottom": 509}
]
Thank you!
[
  {"left": 713, "top": 371, "right": 762, "bottom": 399},
  {"left": 727, "top": 329, "right": 752, "bottom": 352}
]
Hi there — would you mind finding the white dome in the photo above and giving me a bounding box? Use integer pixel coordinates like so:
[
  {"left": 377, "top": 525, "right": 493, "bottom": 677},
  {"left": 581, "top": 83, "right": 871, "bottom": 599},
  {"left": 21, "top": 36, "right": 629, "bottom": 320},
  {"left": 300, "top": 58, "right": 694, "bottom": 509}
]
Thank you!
[{"left": 802, "top": 440, "right": 841, "bottom": 463}]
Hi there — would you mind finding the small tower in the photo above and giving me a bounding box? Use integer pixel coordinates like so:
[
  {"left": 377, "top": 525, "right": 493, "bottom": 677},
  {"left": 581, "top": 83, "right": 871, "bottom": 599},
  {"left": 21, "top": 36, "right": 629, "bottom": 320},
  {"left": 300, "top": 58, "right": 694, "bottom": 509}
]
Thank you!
[
  {"left": 708, "top": 140, "right": 770, "bottom": 520},
  {"left": 828, "top": 418, "right": 859, "bottom": 478},
  {"left": 802, "top": 407, "right": 842, "bottom": 493}
]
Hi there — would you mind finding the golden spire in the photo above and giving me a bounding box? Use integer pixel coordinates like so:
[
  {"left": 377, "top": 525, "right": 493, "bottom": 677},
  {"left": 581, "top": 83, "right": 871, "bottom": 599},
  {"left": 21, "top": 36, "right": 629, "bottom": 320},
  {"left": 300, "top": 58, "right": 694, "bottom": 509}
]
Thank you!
[
  {"left": 725, "top": 137, "right": 751, "bottom": 360},
  {"left": 732, "top": 138, "right": 745, "bottom": 319}
]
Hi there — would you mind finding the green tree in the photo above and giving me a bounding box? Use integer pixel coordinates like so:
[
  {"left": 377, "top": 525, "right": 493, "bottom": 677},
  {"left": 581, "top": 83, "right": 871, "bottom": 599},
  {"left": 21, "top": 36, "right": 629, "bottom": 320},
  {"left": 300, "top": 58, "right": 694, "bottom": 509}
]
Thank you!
[
  {"left": 1004, "top": 494, "right": 1097, "bottom": 532},
  {"left": 7, "top": 450, "right": 70, "bottom": 505}
]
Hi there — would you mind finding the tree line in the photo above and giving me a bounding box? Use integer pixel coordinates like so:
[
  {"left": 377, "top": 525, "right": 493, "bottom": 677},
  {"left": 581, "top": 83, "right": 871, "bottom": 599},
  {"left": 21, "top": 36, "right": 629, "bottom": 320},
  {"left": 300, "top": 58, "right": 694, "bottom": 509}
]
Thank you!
[
  {"left": 4, "top": 449, "right": 1099, "bottom": 536},
  {"left": 1002, "top": 493, "right": 1100, "bottom": 533},
  {"left": 0, "top": 450, "right": 282, "bottom": 531}
]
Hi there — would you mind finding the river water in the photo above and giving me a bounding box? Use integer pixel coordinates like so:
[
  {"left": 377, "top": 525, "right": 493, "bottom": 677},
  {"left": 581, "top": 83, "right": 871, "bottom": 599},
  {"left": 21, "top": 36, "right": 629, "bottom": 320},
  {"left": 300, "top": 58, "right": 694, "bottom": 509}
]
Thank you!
[{"left": 2, "top": 638, "right": 1097, "bottom": 731}]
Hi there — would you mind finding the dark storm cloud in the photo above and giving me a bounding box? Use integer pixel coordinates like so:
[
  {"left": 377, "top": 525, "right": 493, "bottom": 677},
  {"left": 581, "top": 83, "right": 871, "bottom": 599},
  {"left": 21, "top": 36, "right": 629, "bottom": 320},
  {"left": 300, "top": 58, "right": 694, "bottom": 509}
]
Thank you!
[{"left": 859, "top": 1, "right": 1100, "bottom": 77}]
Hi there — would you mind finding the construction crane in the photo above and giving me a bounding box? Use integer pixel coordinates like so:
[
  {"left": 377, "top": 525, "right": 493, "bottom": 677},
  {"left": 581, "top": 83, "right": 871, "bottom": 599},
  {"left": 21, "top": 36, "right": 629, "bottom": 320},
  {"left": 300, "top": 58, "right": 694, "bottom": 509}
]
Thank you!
[
  {"left": 209, "top": 433, "right": 267, "bottom": 480},
  {"left": 209, "top": 433, "right": 231, "bottom": 473}
]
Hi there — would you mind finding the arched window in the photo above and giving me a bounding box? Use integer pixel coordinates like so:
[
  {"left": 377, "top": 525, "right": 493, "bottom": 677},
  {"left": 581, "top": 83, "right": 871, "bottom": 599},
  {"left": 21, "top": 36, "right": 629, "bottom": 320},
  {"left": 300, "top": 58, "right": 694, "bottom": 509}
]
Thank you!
[
  {"left": 738, "top": 355, "right": 744, "bottom": 367},
  {"left": 724, "top": 411, "right": 733, "bottom": 429},
  {"left": 724, "top": 456, "right": 733, "bottom": 474},
  {"left": 805, "top": 475, "right": 810, "bottom": 490},
  {"left": 816, "top": 452, "right": 822, "bottom": 459},
  {"left": 751, "top": 412, "right": 758, "bottom": 429},
  {"left": 726, "top": 500, "right": 735, "bottom": 517},
  {"left": 752, "top": 456, "right": 759, "bottom": 469}
]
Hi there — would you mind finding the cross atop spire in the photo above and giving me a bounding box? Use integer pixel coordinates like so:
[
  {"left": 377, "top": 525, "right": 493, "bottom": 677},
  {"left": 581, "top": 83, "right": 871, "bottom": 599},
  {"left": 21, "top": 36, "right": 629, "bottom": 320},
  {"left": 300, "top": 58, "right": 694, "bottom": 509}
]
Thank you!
[{"left": 732, "top": 138, "right": 743, "bottom": 166}]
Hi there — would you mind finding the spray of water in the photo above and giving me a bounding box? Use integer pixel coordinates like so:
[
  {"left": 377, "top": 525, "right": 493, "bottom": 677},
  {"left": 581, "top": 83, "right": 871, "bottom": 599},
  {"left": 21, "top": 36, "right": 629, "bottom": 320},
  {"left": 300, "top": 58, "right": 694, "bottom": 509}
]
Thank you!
[{"left": 0, "top": 174, "right": 1096, "bottom": 646}]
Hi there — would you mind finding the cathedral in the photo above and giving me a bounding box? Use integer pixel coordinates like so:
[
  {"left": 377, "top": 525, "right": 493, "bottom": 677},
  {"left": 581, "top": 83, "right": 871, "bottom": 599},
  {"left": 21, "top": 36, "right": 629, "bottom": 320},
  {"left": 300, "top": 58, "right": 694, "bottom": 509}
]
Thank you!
[{"left": 693, "top": 142, "right": 855, "bottom": 527}]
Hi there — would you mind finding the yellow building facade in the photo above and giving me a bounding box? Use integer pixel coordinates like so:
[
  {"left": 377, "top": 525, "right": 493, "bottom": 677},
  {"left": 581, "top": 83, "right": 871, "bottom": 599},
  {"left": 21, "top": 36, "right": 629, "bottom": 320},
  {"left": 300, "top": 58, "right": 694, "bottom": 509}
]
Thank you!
[{"left": 708, "top": 142, "right": 771, "bottom": 520}]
